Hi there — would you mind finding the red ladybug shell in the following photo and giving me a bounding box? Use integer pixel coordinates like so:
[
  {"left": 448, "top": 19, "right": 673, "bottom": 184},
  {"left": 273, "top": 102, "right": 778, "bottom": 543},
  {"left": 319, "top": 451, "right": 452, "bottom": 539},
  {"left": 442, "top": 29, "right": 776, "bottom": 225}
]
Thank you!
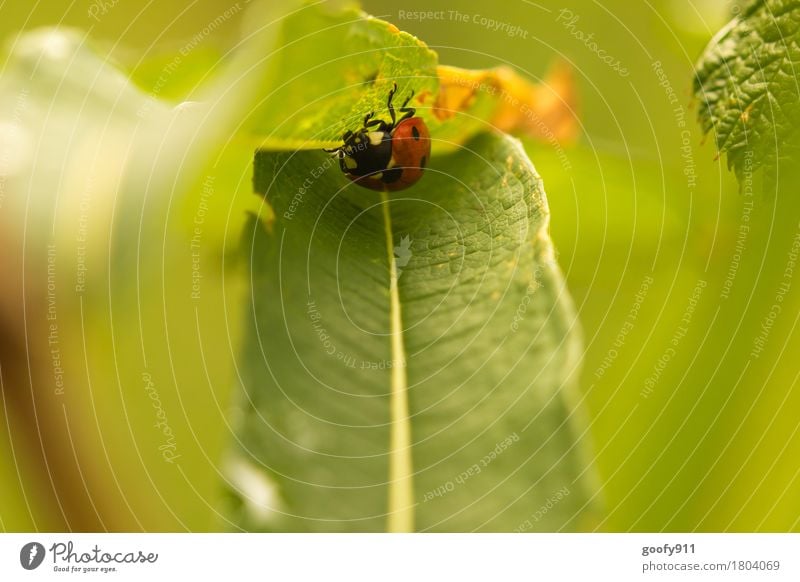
[{"left": 349, "top": 118, "right": 431, "bottom": 192}]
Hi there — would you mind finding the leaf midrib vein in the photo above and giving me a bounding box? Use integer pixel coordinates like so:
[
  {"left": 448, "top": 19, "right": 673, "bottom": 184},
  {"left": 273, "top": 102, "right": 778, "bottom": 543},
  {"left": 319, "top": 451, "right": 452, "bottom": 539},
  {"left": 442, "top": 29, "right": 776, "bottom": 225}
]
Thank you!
[{"left": 382, "top": 193, "right": 414, "bottom": 533}]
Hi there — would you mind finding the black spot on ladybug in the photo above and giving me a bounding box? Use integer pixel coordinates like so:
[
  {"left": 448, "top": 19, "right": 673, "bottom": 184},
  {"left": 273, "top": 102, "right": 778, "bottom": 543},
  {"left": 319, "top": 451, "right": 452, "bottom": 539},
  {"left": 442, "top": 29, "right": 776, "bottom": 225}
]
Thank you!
[
  {"left": 381, "top": 167, "right": 403, "bottom": 183},
  {"left": 420, "top": 155, "right": 427, "bottom": 168},
  {"left": 412, "top": 126, "right": 420, "bottom": 140}
]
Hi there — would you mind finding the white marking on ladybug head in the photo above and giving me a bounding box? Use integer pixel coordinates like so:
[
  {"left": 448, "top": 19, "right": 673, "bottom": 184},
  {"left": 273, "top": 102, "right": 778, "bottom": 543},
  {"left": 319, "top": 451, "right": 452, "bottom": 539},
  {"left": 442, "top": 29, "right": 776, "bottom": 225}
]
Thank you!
[
  {"left": 344, "top": 157, "right": 357, "bottom": 170},
  {"left": 367, "top": 132, "right": 384, "bottom": 146}
]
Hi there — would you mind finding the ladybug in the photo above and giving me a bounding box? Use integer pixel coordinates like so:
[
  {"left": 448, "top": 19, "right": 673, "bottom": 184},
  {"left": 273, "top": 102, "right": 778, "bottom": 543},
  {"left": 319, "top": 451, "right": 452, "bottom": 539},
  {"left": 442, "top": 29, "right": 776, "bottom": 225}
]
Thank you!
[{"left": 326, "top": 83, "right": 430, "bottom": 191}]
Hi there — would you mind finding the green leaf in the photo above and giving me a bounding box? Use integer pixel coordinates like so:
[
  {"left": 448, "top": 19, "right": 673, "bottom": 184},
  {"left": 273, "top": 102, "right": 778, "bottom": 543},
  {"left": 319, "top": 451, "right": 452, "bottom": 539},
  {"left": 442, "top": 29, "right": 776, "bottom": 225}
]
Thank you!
[
  {"left": 245, "top": 3, "right": 438, "bottom": 149},
  {"left": 693, "top": 0, "right": 800, "bottom": 181},
  {"left": 228, "top": 132, "right": 598, "bottom": 532}
]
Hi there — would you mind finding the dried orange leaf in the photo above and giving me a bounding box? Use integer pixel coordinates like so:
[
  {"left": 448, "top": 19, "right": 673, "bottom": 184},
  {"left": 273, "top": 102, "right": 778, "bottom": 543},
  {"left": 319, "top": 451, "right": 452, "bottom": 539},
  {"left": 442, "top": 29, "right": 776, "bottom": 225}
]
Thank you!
[{"left": 434, "top": 61, "right": 579, "bottom": 144}]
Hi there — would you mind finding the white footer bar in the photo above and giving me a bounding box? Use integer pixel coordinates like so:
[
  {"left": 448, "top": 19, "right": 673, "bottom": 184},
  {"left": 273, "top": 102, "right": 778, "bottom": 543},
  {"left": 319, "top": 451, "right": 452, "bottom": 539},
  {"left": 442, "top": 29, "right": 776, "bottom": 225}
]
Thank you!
[{"left": 1, "top": 533, "right": 798, "bottom": 581}]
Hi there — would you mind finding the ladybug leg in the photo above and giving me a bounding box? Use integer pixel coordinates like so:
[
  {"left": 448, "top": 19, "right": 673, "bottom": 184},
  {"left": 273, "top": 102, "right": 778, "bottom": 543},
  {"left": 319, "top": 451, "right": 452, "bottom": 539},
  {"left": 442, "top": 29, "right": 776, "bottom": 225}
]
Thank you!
[
  {"left": 364, "top": 118, "right": 388, "bottom": 131},
  {"left": 386, "top": 82, "right": 399, "bottom": 127},
  {"left": 363, "top": 111, "right": 376, "bottom": 127},
  {"left": 325, "top": 129, "right": 354, "bottom": 154},
  {"left": 324, "top": 129, "right": 354, "bottom": 155},
  {"left": 323, "top": 143, "right": 348, "bottom": 172},
  {"left": 322, "top": 146, "right": 347, "bottom": 173},
  {"left": 398, "top": 89, "right": 416, "bottom": 122},
  {"left": 362, "top": 111, "right": 391, "bottom": 135}
]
